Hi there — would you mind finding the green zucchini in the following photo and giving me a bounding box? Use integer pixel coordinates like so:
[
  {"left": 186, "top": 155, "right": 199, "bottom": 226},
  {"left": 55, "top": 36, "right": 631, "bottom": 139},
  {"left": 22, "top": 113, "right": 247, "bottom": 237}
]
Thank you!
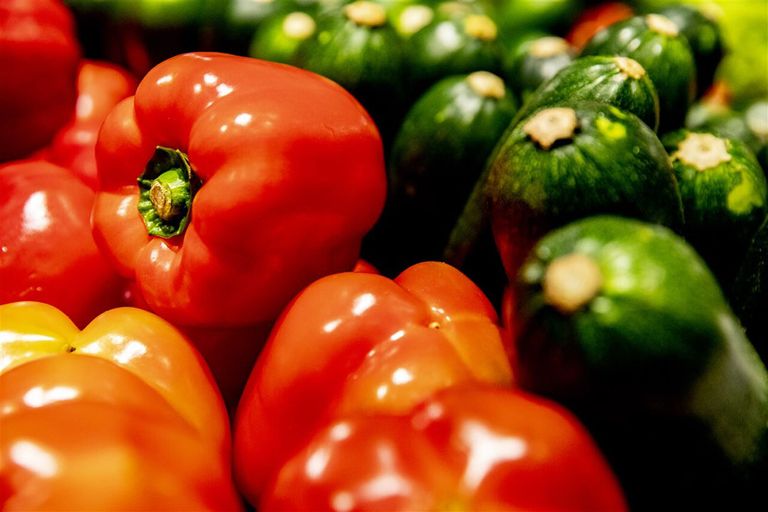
[
  {"left": 662, "top": 130, "right": 767, "bottom": 285},
  {"left": 516, "top": 55, "right": 660, "bottom": 131},
  {"left": 513, "top": 214, "right": 768, "bottom": 510},
  {"left": 658, "top": 4, "right": 724, "bottom": 97},
  {"left": 404, "top": 7, "right": 503, "bottom": 96},
  {"left": 581, "top": 14, "right": 696, "bottom": 132},
  {"left": 297, "top": 1, "right": 406, "bottom": 144},
  {"left": 502, "top": 35, "right": 574, "bottom": 104},
  {"left": 249, "top": 10, "right": 318, "bottom": 64},
  {"left": 372, "top": 71, "right": 517, "bottom": 275},
  {"left": 389, "top": 2, "right": 435, "bottom": 38},
  {"left": 487, "top": 102, "right": 683, "bottom": 277},
  {"left": 496, "top": 0, "right": 580, "bottom": 35},
  {"left": 733, "top": 216, "right": 768, "bottom": 355}
]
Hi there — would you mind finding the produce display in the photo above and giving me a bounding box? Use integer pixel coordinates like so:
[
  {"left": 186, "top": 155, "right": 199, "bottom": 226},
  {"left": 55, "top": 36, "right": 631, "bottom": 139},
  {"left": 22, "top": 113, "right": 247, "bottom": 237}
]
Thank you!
[{"left": 1, "top": 0, "right": 767, "bottom": 510}]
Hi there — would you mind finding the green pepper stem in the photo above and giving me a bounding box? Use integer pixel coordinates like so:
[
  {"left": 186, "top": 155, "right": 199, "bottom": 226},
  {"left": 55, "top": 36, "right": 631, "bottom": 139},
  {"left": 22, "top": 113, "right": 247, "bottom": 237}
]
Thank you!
[
  {"left": 150, "top": 169, "right": 190, "bottom": 221},
  {"left": 137, "top": 146, "right": 200, "bottom": 238}
]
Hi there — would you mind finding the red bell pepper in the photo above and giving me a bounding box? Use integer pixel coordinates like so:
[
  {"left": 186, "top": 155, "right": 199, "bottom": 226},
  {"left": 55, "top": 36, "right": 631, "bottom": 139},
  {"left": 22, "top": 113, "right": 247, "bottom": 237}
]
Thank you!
[
  {"left": 262, "top": 386, "right": 628, "bottom": 511},
  {"left": 566, "top": 2, "right": 634, "bottom": 50},
  {"left": 0, "top": 160, "right": 124, "bottom": 328},
  {"left": 234, "top": 262, "right": 512, "bottom": 502},
  {"left": 47, "top": 60, "right": 137, "bottom": 188},
  {"left": 0, "top": 301, "right": 241, "bottom": 511},
  {"left": 92, "top": 52, "right": 386, "bottom": 327},
  {"left": 0, "top": 0, "right": 80, "bottom": 161}
]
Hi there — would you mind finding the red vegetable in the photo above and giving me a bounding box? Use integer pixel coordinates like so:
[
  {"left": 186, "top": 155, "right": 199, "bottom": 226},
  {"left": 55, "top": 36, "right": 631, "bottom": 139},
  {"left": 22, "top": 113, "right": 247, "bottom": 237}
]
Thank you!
[
  {"left": 0, "top": 160, "right": 123, "bottom": 328},
  {"left": 566, "top": 2, "right": 634, "bottom": 50},
  {"left": 92, "top": 52, "right": 386, "bottom": 327},
  {"left": 234, "top": 262, "right": 512, "bottom": 502},
  {"left": 47, "top": 60, "right": 137, "bottom": 188},
  {"left": 0, "top": 301, "right": 241, "bottom": 511},
  {"left": 0, "top": 0, "right": 80, "bottom": 161},
  {"left": 262, "top": 386, "right": 628, "bottom": 511}
]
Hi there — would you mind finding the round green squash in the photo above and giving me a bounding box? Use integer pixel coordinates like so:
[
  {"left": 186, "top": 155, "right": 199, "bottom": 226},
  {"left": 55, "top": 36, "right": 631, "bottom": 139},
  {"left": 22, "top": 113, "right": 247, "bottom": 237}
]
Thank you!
[
  {"left": 487, "top": 102, "right": 683, "bottom": 276},
  {"left": 297, "top": 1, "right": 406, "bottom": 144},
  {"left": 502, "top": 35, "right": 574, "bottom": 104},
  {"left": 404, "top": 7, "right": 503, "bottom": 96},
  {"left": 663, "top": 130, "right": 767, "bottom": 284},
  {"left": 516, "top": 55, "right": 660, "bottom": 131},
  {"left": 249, "top": 10, "right": 318, "bottom": 64},
  {"left": 658, "top": 3, "right": 724, "bottom": 97},
  {"left": 513, "top": 214, "right": 768, "bottom": 510},
  {"left": 581, "top": 14, "right": 696, "bottom": 132},
  {"left": 373, "top": 71, "right": 517, "bottom": 274}
]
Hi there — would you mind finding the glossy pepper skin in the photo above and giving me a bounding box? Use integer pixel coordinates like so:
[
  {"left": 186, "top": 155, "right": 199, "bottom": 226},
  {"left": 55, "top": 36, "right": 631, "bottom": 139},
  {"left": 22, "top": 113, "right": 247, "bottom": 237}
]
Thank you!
[
  {"left": 234, "top": 262, "right": 513, "bottom": 503},
  {"left": 0, "top": 161, "right": 124, "bottom": 328},
  {"left": 0, "top": 0, "right": 80, "bottom": 161},
  {"left": 262, "top": 386, "right": 628, "bottom": 511},
  {"left": 92, "top": 52, "right": 386, "bottom": 327},
  {"left": 47, "top": 60, "right": 136, "bottom": 189},
  {"left": 0, "top": 301, "right": 241, "bottom": 511}
]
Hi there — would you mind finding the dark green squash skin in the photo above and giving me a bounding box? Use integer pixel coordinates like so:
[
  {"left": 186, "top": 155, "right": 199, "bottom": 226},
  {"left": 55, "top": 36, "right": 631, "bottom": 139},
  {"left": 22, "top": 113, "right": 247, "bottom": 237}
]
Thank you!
[
  {"left": 366, "top": 72, "right": 517, "bottom": 276},
  {"left": 488, "top": 102, "right": 683, "bottom": 277},
  {"left": 249, "top": 10, "right": 318, "bottom": 65},
  {"left": 297, "top": 5, "right": 406, "bottom": 145},
  {"left": 514, "top": 215, "right": 768, "bottom": 511},
  {"left": 516, "top": 55, "right": 660, "bottom": 131},
  {"left": 662, "top": 130, "right": 768, "bottom": 285},
  {"left": 686, "top": 101, "right": 763, "bottom": 155},
  {"left": 659, "top": 4, "right": 724, "bottom": 97},
  {"left": 581, "top": 15, "right": 696, "bottom": 132},
  {"left": 404, "top": 12, "right": 503, "bottom": 97},
  {"left": 733, "top": 216, "right": 768, "bottom": 356},
  {"left": 502, "top": 35, "right": 574, "bottom": 105}
]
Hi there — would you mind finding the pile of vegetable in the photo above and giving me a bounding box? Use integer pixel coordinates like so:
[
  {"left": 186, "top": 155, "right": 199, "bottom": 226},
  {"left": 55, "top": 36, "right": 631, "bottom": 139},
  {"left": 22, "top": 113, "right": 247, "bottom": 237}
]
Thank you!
[{"left": 1, "top": 0, "right": 767, "bottom": 510}]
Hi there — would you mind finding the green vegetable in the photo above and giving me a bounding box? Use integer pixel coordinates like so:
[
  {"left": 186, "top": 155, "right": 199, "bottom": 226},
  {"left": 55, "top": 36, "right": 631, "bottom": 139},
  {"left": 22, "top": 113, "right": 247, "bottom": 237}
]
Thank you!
[
  {"left": 516, "top": 55, "right": 660, "bottom": 131},
  {"left": 663, "top": 130, "right": 767, "bottom": 284},
  {"left": 581, "top": 14, "right": 696, "bottom": 132},
  {"left": 249, "top": 10, "right": 318, "bottom": 64},
  {"left": 298, "top": 0, "right": 406, "bottom": 144},
  {"left": 373, "top": 71, "right": 516, "bottom": 274},
  {"left": 502, "top": 35, "right": 574, "bottom": 104},
  {"left": 404, "top": 7, "right": 503, "bottom": 96},
  {"left": 514, "top": 214, "right": 768, "bottom": 510},
  {"left": 659, "top": 3, "right": 724, "bottom": 96},
  {"left": 487, "top": 102, "right": 683, "bottom": 276}
]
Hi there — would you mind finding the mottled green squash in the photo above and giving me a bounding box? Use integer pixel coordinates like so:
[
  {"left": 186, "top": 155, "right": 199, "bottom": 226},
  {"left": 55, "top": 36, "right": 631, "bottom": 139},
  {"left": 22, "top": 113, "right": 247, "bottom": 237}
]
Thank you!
[
  {"left": 249, "top": 10, "right": 318, "bottom": 64},
  {"left": 658, "top": 3, "right": 724, "bottom": 96},
  {"left": 517, "top": 55, "right": 660, "bottom": 131},
  {"left": 581, "top": 14, "right": 696, "bottom": 132},
  {"left": 513, "top": 214, "right": 768, "bottom": 510},
  {"left": 369, "top": 71, "right": 516, "bottom": 275},
  {"left": 503, "top": 35, "right": 574, "bottom": 104},
  {"left": 297, "top": 1, "right": 406, "bottom": 144},
  {"left": 488, "top": 102, "right": 683, "bottom": 277},
  {"left": 663, "top": 130, "right": 767, "bottom": 284},
  {"left": 404, "top": 7, "right": 503, "bottom": 95}
]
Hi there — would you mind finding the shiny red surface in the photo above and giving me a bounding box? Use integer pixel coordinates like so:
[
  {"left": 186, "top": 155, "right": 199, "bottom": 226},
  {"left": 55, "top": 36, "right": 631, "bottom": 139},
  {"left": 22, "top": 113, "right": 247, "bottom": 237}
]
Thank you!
[
  {"left": 92, "top": 52, "right": 386, "bottom": 327},
  {"left": 0, "top": 0, "right": 80, "bottom": 161},
  {"left": 0, "top": 161, "right": 123, "bottom": 327},
  {"left": 234, "top": 262, "right": 512, "bottom": 503},
  {"left": 262, "top": 386, "right": 628, "bottom": 511}
]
